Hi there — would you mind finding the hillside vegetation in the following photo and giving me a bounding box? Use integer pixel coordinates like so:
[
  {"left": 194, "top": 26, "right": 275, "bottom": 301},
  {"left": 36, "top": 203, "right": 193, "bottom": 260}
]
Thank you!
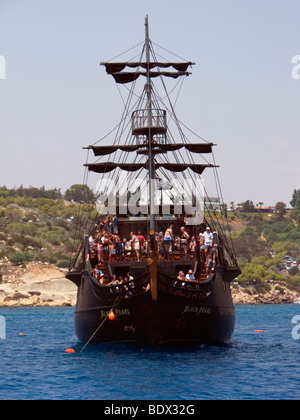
[
  {"left": 0, "top": 185, "right": 97, "bottom": 278},
  {"left": 0, "top": 185, "right": 300, "bottom": 295},
  {"left": 229, "top": 190, "right": 300, "bottom": 293}
]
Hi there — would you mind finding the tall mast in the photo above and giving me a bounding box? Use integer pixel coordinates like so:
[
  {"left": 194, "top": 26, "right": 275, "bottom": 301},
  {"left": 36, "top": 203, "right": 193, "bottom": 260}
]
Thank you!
[
  {"left": 145, "top": 15, "right": 152, "bottom": 126},
  {"left": 96, "top": 16, "right": 196, "bottom": 239},
  {"left": 145, "top": 16, "right": 159, "bottom": 345},
  {"left": 145, "top": 15, "right": 156, "bottom": 239}
]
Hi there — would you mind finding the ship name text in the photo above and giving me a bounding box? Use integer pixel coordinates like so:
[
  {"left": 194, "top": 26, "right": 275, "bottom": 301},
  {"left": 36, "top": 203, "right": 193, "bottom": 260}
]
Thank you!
[
  {"left": 182, "top": 305, "right": 211, "bottom": 316},
  {"left": 100, "top": 308, "right": 131, "bottom": 319}
]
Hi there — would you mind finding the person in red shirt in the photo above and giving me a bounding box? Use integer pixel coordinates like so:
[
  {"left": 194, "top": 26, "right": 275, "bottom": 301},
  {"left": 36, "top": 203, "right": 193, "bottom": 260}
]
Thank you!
[{"left": 137, "top": 231, "right": 146, "bottom": 250}]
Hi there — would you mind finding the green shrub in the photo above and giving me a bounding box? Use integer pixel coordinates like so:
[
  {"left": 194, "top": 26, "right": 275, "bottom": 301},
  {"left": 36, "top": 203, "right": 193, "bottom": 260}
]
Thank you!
[
  {"left": 244, "top": 288, "right": 252, "bottom": 295},
  {"left": 36, "top": 251, "right": 57, "bottom": 264},
  {"left": 290, "top": 275, "right": 300, "bottom": 288},
  {"left": 5, "top": 222, "right": 38, "bottom": 236},
  {"left": 289, "top": 266, "right": 299, "bottom": 276},
  {"left": 275, "top": 286, "right": 285, "bottom": 295},
  {"left": 56, "top": 259, "right": 70, "bottom": 268},
  {"left": 0, "top": 246, "right": 15, "bottom": 258},
  {"left": 9, "top": 252, "right": 32, "bottom": 265},
  {"left": 0, "top": 233, "right": 7, "bottom": 241},
  {"left": 10, "top": 234, "right": 44, "bottom": 249},
  {"left": 255, "top": 283, "right": 271, "bottom": 294},
  {"left": 42, "top": 232, "right": 62, "bottom": 245}
]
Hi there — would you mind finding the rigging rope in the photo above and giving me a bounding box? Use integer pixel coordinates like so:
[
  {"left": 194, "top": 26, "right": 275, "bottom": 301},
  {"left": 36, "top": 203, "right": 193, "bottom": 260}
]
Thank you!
[
  {"left": 80, "top": 298, "right": 121, "bottom": 353},
  {"left": 105, "top": 40, "right": 144, "bottom": 63},
  {"left": 70, "top": 36, "right": 239, "bottom": 269}
]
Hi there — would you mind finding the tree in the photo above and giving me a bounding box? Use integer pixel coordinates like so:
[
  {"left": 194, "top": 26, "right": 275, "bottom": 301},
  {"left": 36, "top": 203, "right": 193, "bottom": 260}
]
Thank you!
[
  {"left": 275, "top": 202, "right": 287, "bottom": 220},
  {"left": 0, "top": 187, "right": 9, "bottom": 197},
  {"left": 242, "top": 200, "right": 255, "bottom": 212},
  {"left": 64, "top": 184, "right": 95, "bottom": 203},
  {"left": 290, "top": 189, "right": 300, "bottom": 208},
  {"left": 232, "top": 227, "right": 269, "bottom": 262},
  {"left": 290, "top": 189, "right": 300, "bottom": 224}
]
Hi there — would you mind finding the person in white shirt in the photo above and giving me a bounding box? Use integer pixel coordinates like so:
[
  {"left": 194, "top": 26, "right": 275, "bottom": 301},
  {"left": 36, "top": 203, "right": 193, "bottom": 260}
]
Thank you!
[
  {"left": 89, "top": 235, "right": 94, "bottom": 248},
  {"left": 202, "top": 227, "right": 214, "bottom": 259},
  {"left": 185, "top": 269, "right": 195, "bottom": 282}
]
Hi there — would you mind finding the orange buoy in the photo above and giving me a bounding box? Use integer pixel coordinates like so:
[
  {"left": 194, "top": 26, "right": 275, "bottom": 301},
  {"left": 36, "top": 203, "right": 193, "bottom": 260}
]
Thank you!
[
  {"left": 19, "top": 333, "right": 23, "bottom": 336},
  {"left": 108, "top": 311, "right": 116, "bottom": 321},
  {"left": 65, "top": 348, "right": 76, "bottom": 353},
  {"left": 254, "top": 330, "right": 265, "bottom": 333}
]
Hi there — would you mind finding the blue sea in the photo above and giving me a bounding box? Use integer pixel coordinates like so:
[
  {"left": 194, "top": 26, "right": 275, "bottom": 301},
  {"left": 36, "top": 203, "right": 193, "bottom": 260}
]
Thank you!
[{"left": 0, "top": 305, "right": 299, "bottom": 400}]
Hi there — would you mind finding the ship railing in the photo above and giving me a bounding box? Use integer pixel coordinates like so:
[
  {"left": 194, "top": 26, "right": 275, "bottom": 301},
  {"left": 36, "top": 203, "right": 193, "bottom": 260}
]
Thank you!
[
  {"left": 156, "top": 239, "right": 197, "bottom": 261},
  {"left": 88, "top": 238, "right": 205, "bottom": 266},
  {"left": 90, "top": 272, "right": 150, "bottom": 303},
  {"left": 131, "top": 109, "right": 167, "bottom": 134},
  {"left": 105, "top": 239, "right": 198, "bottom": 262},
  {"left": 132, "top": 108, "right": 167, "bottom": 127},
  {"left": 158, "top": 271, "right": 215, "bottom": 300}
]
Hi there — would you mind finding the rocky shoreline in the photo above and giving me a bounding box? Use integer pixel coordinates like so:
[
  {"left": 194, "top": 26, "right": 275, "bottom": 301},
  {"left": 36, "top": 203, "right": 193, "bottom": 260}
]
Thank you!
[
  {"left": 0, "top": 262, "right": 299, "bottom": 307},
  {"left": 0, "top": 262, "right": 77, "bottom": 307},
  {"left": 231, "top": 283, "right": 300, "bottom": 305}
]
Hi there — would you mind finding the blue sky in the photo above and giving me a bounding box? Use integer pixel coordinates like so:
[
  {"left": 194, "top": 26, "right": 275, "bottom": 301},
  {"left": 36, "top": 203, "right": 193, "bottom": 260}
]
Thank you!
[{"left": 0, "top": 0, "right": 299, "bottom": 206}]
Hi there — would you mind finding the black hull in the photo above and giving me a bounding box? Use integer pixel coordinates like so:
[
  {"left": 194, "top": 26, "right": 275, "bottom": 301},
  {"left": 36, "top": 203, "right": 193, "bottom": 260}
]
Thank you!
[{"left": 70, "top": 267, "right": 236, "bottom": 347}]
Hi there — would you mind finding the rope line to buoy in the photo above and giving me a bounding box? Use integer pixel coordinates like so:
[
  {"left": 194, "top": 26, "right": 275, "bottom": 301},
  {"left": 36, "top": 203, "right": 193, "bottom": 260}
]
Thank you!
[{"left": 80, "top": 299, "right": 121, "bottom": 353}]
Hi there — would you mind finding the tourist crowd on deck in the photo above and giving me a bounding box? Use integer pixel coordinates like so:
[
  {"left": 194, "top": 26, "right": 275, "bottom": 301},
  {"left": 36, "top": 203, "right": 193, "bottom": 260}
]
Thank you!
[{"left": 87, "top": 215, "right": 218, "bottom": 285}]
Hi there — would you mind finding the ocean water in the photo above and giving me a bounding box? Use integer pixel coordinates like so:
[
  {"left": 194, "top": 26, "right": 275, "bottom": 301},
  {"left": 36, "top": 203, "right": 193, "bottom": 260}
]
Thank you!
[{"left": 0, "top": 305, "right": 299, "bottom": 400}]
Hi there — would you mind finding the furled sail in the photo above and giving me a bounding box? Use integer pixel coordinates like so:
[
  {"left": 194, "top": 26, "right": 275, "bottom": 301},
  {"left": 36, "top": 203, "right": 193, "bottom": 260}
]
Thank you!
[
  {"left": 101, "top": 62, "right": 194, "bottom": 73},
  {"left": 87, "top": 145, "right": 141, "bottom": 156},
  {"left": 87, "top": 143, "right": 214, "bottom": 157},
  {"left": 111, "top": 71, "right": 190, "bottom": 84},
  {"left": 85, "top": 162, "right": 217, "bottom": 174}
]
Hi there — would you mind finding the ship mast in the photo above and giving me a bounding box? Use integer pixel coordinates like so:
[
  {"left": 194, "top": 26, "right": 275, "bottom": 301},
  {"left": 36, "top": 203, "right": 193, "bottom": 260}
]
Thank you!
[
  {"left": 144, "top": 16, "right": 159, "bottom": 345},
  {"left": 145, "top": 15, "right": 156, "bottom": 242}
]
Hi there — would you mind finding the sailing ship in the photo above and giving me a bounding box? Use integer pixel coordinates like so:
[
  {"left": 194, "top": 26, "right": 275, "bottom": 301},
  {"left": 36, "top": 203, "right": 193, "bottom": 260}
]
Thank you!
[{"left": 66, "top": 17, "right": 241, "bottom": 347}]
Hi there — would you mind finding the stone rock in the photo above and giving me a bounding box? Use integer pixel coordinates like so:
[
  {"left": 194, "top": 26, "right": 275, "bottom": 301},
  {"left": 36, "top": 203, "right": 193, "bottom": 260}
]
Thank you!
[
  {"left": 28, "top": 291, "right": 41, "bottom": 297},
  {"left": 0, "top": 290, "right": 7, "bottom": 301},
  {"left": 11, "top": 292, "right": 31, "bottom": 300}
]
